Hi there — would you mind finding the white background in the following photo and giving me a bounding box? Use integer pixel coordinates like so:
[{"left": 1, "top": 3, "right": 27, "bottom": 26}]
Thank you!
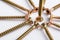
[{"left": 0, "top": 0, "right": 60, "bottom": 40}]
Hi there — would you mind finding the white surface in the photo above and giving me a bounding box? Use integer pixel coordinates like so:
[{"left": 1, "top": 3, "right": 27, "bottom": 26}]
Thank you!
[{"left": 0, "top": 0, "right": 60, "bottom": 40}]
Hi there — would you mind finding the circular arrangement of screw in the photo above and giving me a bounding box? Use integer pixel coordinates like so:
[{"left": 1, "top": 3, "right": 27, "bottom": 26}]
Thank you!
[{"left": 0, "top": 0, "right": 60, "bottom": 40}]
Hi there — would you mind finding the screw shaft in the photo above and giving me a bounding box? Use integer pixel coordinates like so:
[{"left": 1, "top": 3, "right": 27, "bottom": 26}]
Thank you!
[
  {"left": 51, "top": 4, "right": 60, "bottom": 11},
  {"left": 42, "top": 23, "right": 53, "bottom": 40},
  {"left": 0, "top": 20, "right": 32, "bottom": 37},
  {"left": 50, "top": 22, "right": 60, "bottom": 28},
  {"left": 38, "top": 0, "right": 45, "bottom": 21},
  {"left": 29, "top": 0, "right": 36, "bottom": 8},
  {"left": 2, "top": 0, "right": 30, "bottom": 12},
  {"left": 53, "top": 16, "right": 60, "bottom": 19},
  {"left": 0, "top": 16, "right": 25, "bottom": 19},
  {"left": 17, "top": 25, "right": 36, "bottom": 40}
]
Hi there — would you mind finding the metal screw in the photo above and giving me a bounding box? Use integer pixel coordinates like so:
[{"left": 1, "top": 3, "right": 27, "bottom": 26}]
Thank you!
[
  {"left": 52, "top": 16, "right": 60, "bottom": 19},
  {"left": 51, "top": 4, "right": 60, "bottom": 11},
  {"left": 38, "top": 0, "right": 45, "bottom": 21},
  {"left": 0, "top": 16, "right": 25, "bottom": 19},
  {"left": 42, "top": 23, "right": 54, "bottom": 40},
  {"left": 49, "top": 22, "right": 60, "bottom": 28},
  {"left": 44, "top": 4, "right": 60, "bottom": 15},
  {"left": 50, "top": 14, "right": 60, "bottom": 21},
  {"left": 17, "top": 23, "right": 39, "bottom": 40},
  {"left": 0, "top": 20, "right": 32, "bottom": 37},
  {"left": 2, "top": 0, "right": 30, "bottom": 12},
  {"left": 28, "top": 0, "right": 36, "bottom": 8}
]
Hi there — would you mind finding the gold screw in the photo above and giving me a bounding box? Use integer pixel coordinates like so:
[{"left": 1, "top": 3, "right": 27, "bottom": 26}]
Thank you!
[
  {"left": 49, "top": 22, "right": 60, "bottom": 28},
  {"left": 0, "top": 16, "right": 25, "bottom": 19},
  {"left": 44, "top": 4, "right": 60, "bottom": 15},
  {"left": 17, "top": 23, "right": 39, "bottom": 40},
  {"left": 17, "top": 25, "right": 36, "bottom": 40},
  {"left": 52, "top": 16, "right": 60, "bottom": 19},
  {"left": 0, "top": 20, "right": 32, "bottom": 37},
  {"left": 28, "top": 0, "right": 36, "bottom": 8},
  {"left": 50, "top": 14, "right": 60, "bottom": 21},
  {"left": 2, "top": 0, "right": 30, "bottom": 12},
  {"left": 42, "top": 23, "right": 54, "bottom": 40},
  {"left": 38, "top": 0, "right": 46, "bottom": 21},
  {"left": 51, "top": 4, "right": 60, "bottom": 11}
]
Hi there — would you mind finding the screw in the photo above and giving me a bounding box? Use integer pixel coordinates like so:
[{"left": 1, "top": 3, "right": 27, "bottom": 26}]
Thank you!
[
  {"left": 28, "top": 0, "right": 36, "bottom": 8},
  {"left": 0, "top": 16, "right": 25, "bottom": 19},
  {"left": 50, "top": 14, "right": 60, "bottom": 21},
  {"left": 17, "top": 25, "right": 36, "bottom": 40},
  {"left": 52, "top": 16, "right": 60, "bottom": 19},
  {"left": 17, "top": 23, "right": 39, "bottom": 40},
  {"left": 51, "top": 4, "right": 60, "bottom": 11},
  {"left": 0, "top": 20, "right": 32, "bottom": 37},
  {"left": 38, "top": 0, "right": 45, "bottom": 21},
  {"left": 42, "top": 23, "right": 54, "bottom": 40},
  {"left": 49, "top": 22, "right": 60, "bottom": 28},
  {"left": 2, "top": 0, "right": 30, "bottom": 12},
  {"left": 44, "top": 3, "right": 60, "bottom": 15}
]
